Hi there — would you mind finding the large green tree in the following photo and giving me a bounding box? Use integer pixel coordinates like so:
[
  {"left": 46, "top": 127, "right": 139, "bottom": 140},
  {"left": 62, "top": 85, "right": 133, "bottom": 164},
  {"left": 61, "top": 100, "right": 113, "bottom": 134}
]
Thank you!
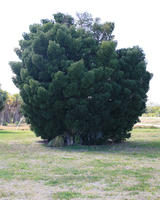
[{"left": 10, "top": 13, "right": 152, "bottom": 145}]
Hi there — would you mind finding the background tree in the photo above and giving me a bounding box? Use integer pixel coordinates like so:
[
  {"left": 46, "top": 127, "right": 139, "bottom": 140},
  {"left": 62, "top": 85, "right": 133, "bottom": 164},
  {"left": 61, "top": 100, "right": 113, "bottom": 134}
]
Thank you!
[
  {"left": 10, "top": 12, "right": 152, "bottom": 145},
  {"left": 0, "top": 93, "right": 23, "bottom": 125},
  {"left": 0, "top": 86, "right": 7, "bottom": 112}
]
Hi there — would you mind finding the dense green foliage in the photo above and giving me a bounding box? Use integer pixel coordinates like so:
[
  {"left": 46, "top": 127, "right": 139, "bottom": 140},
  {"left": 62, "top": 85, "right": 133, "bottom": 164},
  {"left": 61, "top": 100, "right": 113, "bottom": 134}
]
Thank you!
[
  {"left": 10, "top": 12, "right": 152, "bottom": 144},
  {"left": 0, "top": 86, "right": 7, "bottom": 111}
]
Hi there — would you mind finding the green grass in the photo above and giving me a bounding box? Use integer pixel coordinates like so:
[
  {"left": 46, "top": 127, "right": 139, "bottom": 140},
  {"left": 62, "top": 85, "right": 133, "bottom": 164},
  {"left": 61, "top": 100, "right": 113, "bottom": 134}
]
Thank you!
[
  {"left": 1, "top": 128, "right": 160, "bottom": 199},
  {"left": 52, "top": 191, "right": 83, "bottom": 199}
]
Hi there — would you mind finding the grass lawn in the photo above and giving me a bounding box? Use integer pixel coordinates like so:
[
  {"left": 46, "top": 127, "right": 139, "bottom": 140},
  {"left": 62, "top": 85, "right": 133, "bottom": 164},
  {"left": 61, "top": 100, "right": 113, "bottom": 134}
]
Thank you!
[
  {"left": 1, "top": 128, "right": 160, "bottom": 199},
  {"left": 139, "top": 117, "right": 160, "bottom": 125}
]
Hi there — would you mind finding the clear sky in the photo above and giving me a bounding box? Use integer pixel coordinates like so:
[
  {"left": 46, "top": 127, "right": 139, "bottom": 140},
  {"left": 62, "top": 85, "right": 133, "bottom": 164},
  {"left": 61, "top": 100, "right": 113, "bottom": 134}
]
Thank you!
[{"left": 0, "top": 0, "right": 159, "bottom": 104}]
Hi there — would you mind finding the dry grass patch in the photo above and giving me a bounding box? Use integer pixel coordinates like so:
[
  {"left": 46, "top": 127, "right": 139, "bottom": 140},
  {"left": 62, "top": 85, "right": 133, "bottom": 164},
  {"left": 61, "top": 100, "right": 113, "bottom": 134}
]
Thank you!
[{"left": 0, "top": 180, "right": 53, "bottom": 200}]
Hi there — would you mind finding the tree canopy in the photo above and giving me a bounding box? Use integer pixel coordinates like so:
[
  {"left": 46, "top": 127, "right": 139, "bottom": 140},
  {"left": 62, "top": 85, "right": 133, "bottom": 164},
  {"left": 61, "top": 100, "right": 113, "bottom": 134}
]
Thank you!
[{"left": 10, "top": 12, "right": 152, "bottom": 145}]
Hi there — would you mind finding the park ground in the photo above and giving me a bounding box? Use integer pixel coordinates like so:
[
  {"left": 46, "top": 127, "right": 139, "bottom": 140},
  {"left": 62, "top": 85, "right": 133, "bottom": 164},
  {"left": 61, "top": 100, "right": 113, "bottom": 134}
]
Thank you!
[{"left": 1, "top": 118, "right": 160, "bottom": 199}]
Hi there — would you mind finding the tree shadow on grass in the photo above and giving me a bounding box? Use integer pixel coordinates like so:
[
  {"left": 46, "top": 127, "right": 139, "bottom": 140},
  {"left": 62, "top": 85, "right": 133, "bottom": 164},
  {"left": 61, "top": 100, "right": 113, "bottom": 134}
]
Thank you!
[
  {"left": 45, "top": 140, "right": 160, "bottom": 158},
  {"left": 36, "top": 139, "right": 48, "bottom": 144}
]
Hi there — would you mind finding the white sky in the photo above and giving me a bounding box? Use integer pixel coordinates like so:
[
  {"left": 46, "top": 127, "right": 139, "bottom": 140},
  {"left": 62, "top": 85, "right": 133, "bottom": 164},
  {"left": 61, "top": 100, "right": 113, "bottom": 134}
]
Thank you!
[{"left": 0, "top": 0, "right": 159, "bottom": 104}]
